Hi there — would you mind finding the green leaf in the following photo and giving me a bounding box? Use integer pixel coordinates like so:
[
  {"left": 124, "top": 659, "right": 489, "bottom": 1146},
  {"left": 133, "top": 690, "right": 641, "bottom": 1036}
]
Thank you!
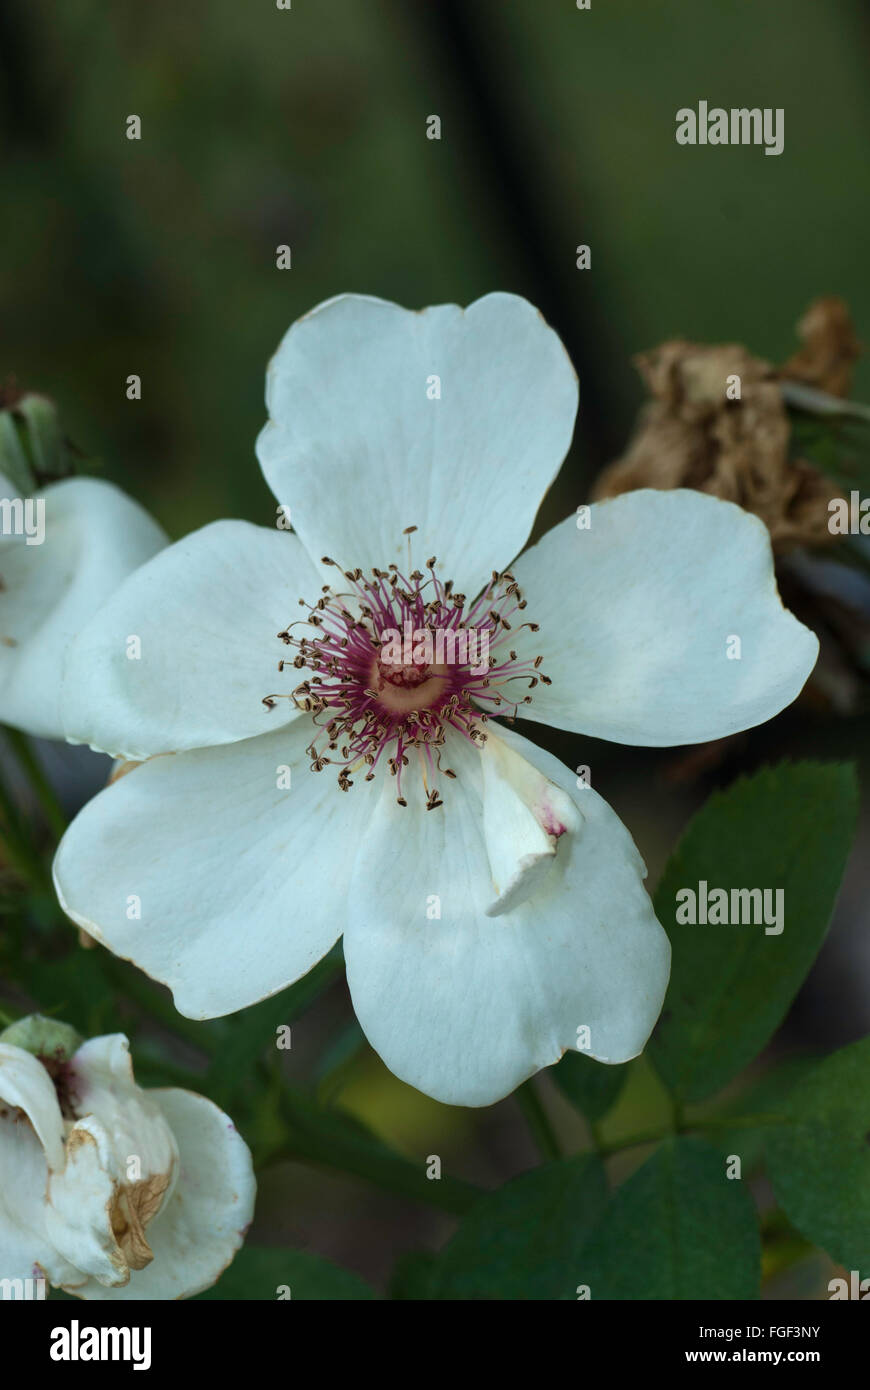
[
  {"left": 650, "top": 762, "right": 857, "bottom": 1103},
  {"left": 431, "top": 1154, "right": 607, "bottom": 1300},
  {"left": 579, "top": 1137, "right": 760, "bottom": 1299},
  {"left": 766, "top": 1037, "right": 870, "bottom": 1278},
  {"left": 196, "top": 1245, "right": 375, "bottom": 1300},
  {"left": 700, "top": 1054, "right": 820, "bottom": 1171},
  {"left": 552, "top": 1050, "right": 630, "bottom": 1122}
]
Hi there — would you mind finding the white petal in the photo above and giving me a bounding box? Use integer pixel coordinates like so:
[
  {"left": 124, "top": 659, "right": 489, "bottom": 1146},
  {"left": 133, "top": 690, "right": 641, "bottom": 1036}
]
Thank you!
[
  {"left": 0, "top": 477, "right": 166, "bottom": 740},
  {"left": 62, "top": 520, "right": 320, "bottom": 760},
  {"left": 46, "top": 1039, "right": 180, "bottom": 1288},
  {"left": 46, "top": 1116, "right": 131, "bottom": 1286},
  {"left": 70, "top": 1088, "right": 255, "bottom": 1300},
  {"left": 344, "top": 726, "right": 670, "bottom": 1106},
  {"left": 511, "top": 489, "right": 819, "bottom": 745},
  {"left": 70, "top": 1035, "right": 179, "bottom": 1200},
  {"left": 53, "top": 722, "right": 369, "bottom": 1018},
  {"left": 0, "top": 1106, "right": 80, "bottom": 1288},
  {"left": 0, "top": 1042, "right": 65, "bottom": 1170},
  {"left": 0, "top": 1046, "right": 82, "bottom": 1288},
  {"left": 481, "top": 732, "right": 582, "bottom": 916},
  {"left": 256, "top": 293, "right": 578, "bottom": 596}
]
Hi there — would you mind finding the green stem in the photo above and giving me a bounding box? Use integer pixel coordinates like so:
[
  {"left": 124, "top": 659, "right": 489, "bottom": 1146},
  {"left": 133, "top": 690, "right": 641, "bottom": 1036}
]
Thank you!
[
  {"left": 0, "top": 758, "right": 49, "bottom": 886},
  {"left": 598, "top": 1124, "right": 671, "bottom": 1157},
  {"left": 3, "top": 728, "right": 67, "bottom": 839},
  {"left": 695, "top": 1112, "right": 790, "bottom": 1132},
  {"left": 781, "top": 379, "right": 870, "bottom": 423},
  {"left": 589, "top": 1119, "right": 606, "bottom": 1155},
  {"left": 278, "top": 1088, "right": 482, "bottom": 1216},
  {"left": 516, "top": 1078, "right": 562, "bottom": 1161},
  {"left": 597, "top": 1111, "right": 789, "bottom": 1158}
]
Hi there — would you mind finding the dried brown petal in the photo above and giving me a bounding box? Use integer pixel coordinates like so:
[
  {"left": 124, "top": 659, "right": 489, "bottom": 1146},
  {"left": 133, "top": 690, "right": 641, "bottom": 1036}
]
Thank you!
[{"left": 779, "top": 296, "right": 862, "bottom": 399}]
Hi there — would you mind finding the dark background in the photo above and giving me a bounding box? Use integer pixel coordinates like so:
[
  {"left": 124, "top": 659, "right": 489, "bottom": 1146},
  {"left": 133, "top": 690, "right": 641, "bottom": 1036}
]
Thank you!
[{"left": 2, "top": 0, "right": 868, "bottom": 1297}]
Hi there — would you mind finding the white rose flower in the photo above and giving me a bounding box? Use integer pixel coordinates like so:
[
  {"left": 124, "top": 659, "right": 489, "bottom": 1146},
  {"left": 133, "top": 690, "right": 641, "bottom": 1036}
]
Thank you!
[
  {"left": 51, "top": 293, "right": 818, "bottom": 1106},
  {"left": 0, "top": 1018, "right": 255, "bottom": 1299},
  {"left": 0, "top": 448, "right": 166, "bottom": 740}
]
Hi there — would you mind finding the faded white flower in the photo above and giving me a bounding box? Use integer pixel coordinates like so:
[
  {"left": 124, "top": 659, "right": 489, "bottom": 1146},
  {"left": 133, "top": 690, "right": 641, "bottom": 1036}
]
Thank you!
[
  {"left": 0, "top": 390, "right": 165, "bottom": 740},
  {"left": 0, "top": 1017, "right": 255, "bottom": 1299}
]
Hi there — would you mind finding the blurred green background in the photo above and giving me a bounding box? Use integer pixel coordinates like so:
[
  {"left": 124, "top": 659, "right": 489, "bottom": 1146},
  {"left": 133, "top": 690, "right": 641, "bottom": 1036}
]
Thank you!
[
  {"left": 5, "top": 0, "right": 870, "bottom": 530},
  {"left": 2, "top": 0, "right": 869, "bottom": 1297}
]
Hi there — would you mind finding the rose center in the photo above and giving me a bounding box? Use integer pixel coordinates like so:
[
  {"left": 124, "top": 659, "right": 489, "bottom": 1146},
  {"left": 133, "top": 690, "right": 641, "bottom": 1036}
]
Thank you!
[
  {"left": 378, "top": 653, "right": 430, "bottom": 689},
  {"left": 263, "top": 540, "right": 549, "bottom": 808}
]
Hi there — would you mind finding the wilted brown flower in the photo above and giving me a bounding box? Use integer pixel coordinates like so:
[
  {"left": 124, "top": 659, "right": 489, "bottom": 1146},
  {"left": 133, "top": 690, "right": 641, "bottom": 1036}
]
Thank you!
[
  {"left": 593, "top": 302, "right": 856, "bottom": 552},
  {"left": 778, "top": 296, "right": 862, "bottom": 399}
]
